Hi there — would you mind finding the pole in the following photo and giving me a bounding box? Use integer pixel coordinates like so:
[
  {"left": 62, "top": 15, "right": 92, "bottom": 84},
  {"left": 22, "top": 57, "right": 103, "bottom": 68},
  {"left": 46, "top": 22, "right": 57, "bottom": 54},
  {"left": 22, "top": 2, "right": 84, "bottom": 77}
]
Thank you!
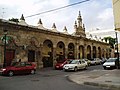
[{"left": 115, "top": 31, "right": 119, "bottom": 69}]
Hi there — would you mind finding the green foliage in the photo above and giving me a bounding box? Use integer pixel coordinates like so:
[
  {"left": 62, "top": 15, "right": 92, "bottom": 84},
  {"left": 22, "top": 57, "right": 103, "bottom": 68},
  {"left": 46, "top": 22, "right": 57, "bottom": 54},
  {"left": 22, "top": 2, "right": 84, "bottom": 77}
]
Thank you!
[
  {"left": 104, "top": 36, "right": 116, "bottom": 48},
  {"left": 8, "top": 18, "right": 19, "bottom": 23}
]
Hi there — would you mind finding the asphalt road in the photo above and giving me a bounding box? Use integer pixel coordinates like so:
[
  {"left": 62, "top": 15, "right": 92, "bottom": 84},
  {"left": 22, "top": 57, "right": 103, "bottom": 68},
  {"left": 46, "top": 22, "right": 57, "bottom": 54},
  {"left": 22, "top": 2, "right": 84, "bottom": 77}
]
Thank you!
[{"left": 0, "top": 65, "right": 109, "bottom": 90}]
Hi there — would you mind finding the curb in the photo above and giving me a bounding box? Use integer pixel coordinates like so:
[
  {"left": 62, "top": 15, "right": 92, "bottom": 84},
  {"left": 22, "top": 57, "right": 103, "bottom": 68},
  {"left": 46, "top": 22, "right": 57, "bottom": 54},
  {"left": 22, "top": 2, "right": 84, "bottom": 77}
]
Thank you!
[
  {"left": 84, "top": 82, "right": 120, "bottom": 90},
  {"left": 66, "top": 76, "right": 76, "bottom": 83}
]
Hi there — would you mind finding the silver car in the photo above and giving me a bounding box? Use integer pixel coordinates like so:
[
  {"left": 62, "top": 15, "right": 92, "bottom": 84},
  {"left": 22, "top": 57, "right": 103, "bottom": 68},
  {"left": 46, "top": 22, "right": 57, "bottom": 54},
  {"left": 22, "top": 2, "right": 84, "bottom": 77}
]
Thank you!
[
  {"left": 63, "top": 59, "right": 88, "bottom": 71},
  {"left": 103, "top": 58, "right": 120, "bottom": 69}
]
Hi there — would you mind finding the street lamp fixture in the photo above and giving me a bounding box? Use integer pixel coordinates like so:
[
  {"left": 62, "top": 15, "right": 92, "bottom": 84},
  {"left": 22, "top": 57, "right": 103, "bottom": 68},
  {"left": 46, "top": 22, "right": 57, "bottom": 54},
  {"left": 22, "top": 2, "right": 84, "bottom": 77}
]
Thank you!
[
  {"left": 3, "top": 29, "right": 8, "bottom": 67},
  {"left": 115, "top": 31, "right": 119, "bottom": 69}
]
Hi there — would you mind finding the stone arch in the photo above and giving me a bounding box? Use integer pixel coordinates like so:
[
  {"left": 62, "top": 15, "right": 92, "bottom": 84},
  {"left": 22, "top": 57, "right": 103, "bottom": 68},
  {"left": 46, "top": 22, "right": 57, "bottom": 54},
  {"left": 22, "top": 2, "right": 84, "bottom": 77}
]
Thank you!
[
  {"left": 98, "top": 47, "right": 101, "bottom": 58},
  {"left": 93, "top": 46, "right": 96, "bottom": 58},
  {"left": 68, "top": 43, "right": 75, "bottom": 59},
  {"left": 102, "top": 49, "right": 105, "bottom": 58},
  {"left": 87, "top": 45, "right": 91, "bottom": 59},
  {"left": 42, "top": 39, "right": 53, "bottom": 67},
  {"left": 79, "top": 45, "right": 84, "bottom": 59},
  {"left": 0, "top": 35, "right": 16, "bottom": 66},
  {"left": 56, "top": 41, "right": 65, "bottom": 61}
]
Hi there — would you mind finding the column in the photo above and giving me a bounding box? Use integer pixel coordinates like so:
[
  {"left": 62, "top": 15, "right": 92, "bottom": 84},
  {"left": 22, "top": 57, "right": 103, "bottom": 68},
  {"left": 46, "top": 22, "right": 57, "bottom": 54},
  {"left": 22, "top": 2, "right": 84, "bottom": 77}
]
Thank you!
[
  {"left": 75, "top": 42, "right": 79, "bottom": 59},
  {"left": 91, "top": 46, "right": 93, "bottom": 59},
  {"left": 65, "top": 46, "right": 68, "bottom": 59},
  {"left": 37, "top": 44, "right": 43, "bottom": 69},
  {"left": 84, "top": 46, "right": 87, "bottom": 59},
  {"left": 53, "top": 45, "right": 57, "bottom": 67}
]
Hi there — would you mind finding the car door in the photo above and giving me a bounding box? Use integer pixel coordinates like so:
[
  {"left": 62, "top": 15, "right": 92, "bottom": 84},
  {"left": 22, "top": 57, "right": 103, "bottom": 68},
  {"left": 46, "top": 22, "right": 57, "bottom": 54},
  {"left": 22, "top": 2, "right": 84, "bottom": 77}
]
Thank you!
[
  {"left": 14, "top": 62, "right": 24, "bottom": 75},
  {"left": 25, "top": 62, "right": 33, "bottom": 74},
  {"left": 78, "top": 61, "right": 82, "bottom": 69},
  {"left": 19, "top": 62, "right": 27, "bottom": 74},
  {"left": 81, "top": 60, "right": 86, "bottom": 69}
]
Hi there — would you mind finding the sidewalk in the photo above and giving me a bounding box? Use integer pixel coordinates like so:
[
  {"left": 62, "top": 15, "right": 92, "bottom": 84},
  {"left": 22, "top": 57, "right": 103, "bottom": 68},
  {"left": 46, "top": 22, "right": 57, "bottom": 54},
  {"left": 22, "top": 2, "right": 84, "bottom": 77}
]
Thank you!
[{"left": 68, "top": 69, "right": 120, "bottom": 90}]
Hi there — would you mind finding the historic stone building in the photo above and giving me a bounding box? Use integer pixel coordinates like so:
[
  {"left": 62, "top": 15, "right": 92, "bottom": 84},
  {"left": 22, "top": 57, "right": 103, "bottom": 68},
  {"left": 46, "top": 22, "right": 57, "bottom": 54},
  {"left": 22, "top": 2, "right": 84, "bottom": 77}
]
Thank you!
[{"left": 0, "top": 11, "right": 110, "bottom": 68}]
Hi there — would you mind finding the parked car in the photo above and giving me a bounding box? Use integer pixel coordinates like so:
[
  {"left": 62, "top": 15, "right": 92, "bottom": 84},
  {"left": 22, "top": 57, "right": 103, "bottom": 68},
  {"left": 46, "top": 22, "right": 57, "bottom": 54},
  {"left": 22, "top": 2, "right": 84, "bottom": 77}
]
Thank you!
[
  {"left": 94, "top": 58, "right": 102, "bottom": 65},
  {"left": 55, "top": 59, "right": 72, "bottom": 69},
  {"left": 89, "top": 59, "right": 96, "bottom": 65},
  {"left": 89, "top": 58, "right": 102, "bottom": 65},
  {"left": 84, "top": 59, "right": 91, "bottom": 66},
  {"left": 103, "top": 58, "right": 120, "bottom": 69},
  {"left": 0, "top": 62, "right": 36, "bottom": 76},
  {"left": 63, "top": 59, "right": 88, "bottom": 71}
]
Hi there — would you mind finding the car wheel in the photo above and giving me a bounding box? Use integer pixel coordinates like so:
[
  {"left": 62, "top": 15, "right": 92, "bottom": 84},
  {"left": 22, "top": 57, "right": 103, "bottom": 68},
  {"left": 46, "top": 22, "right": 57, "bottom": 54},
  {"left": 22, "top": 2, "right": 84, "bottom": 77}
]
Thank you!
[
  {"left": 8, "top": 71, "right": 14, "bottom": 76},
  {"left": 74, "top": 67, "right": 78, "bottom": 72},
  {"left": 84, "top": 66, "right": 87, "bottom": 70},
  {"left": 94, "top": 63, "right": 96, "bottom": 65},
  {"left": 31, "top": 70, "right": 35, "bottom": 74},
  {"left": 103, "top": 67, "right": 106, "bottom": 70},
  {"left": 63, "top": 68, "right": 66, "bottom": 72},
  {"left": 88, "top": 63, "right": 90, "bottom": 66}
]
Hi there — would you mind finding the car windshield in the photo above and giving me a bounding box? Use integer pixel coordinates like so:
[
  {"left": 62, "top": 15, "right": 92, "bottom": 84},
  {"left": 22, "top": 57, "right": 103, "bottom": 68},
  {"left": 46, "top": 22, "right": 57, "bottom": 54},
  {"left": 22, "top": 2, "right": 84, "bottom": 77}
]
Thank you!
[
  {"left": 11, "top": 62, "right": 18, "bottom": 66},
  {"left": 70, "top": 60, "right": 79, "bottom": 64},
  {"left": 107, "top": 58, "right": 116, "bottom": 62}
]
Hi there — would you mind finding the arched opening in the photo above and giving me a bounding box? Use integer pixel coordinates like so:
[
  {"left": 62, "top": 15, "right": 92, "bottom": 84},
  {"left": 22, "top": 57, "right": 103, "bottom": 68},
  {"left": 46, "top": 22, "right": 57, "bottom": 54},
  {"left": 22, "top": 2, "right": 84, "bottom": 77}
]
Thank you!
[
  {"left": 78, "top": 45, "right": 84, "bottom": 59},
  {"left": 87, "top": 45, "right": 91, "bottom": 59},
  {"left": 93, "top": 46, "right": 96, "bottom": 58},
  {"left": 102, "top": 49, "right": 105, "bottom": 58},
  {"left": 98, "top": 47, "right": 101, "bottom": 58},
  {"left": 42, "top": 40, "right": 53, "bottom": 67},
  {"left": 56, "top": 41, "right": 65, "bottom": 62},
  {"left": 68, "top": 43, "right": 75, "bottom": 59}
]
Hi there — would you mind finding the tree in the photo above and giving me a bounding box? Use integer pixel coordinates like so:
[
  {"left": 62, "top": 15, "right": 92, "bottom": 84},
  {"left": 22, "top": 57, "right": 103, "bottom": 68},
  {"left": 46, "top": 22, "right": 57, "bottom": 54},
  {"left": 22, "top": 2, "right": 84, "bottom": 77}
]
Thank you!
[
  {"left": 8, "top": 18, "right": 19, "bottom": 23},
  {"left": 104, "top": 36, "right": 116, "bottom": 48}
]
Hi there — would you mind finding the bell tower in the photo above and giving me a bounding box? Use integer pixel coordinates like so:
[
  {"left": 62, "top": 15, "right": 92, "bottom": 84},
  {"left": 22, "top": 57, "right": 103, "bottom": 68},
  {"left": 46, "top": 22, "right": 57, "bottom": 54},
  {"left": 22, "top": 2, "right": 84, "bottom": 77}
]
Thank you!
[{"left": 74, "top": 11, "right": 86, "bottom": 37}]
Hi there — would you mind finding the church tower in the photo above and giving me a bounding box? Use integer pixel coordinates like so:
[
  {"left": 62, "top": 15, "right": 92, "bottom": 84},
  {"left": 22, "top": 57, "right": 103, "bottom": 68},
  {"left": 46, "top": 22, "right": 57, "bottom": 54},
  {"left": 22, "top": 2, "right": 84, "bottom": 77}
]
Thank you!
[{"left": 74, "top": 11, "right": 86, "bottom": 37}]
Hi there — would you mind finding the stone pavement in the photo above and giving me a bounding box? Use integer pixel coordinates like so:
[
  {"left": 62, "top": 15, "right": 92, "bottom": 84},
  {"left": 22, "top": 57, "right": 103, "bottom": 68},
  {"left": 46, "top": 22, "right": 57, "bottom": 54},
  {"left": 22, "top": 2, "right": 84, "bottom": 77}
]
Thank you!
[{"left": 68, "top": 69, "right": 120, "bottom": 90}]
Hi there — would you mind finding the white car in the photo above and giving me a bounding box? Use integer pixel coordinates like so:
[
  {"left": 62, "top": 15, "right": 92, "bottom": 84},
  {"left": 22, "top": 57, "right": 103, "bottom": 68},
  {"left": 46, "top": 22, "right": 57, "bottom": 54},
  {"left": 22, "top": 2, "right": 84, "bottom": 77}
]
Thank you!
[
  {"left": 103, "top": 58, "right": 120, "bottom": 69},
  {"left": 90, "top": 58, "right": 102, "bottom": 65},
  {"left": 63, "top": 59, "right": 88, "bottom": 71}
]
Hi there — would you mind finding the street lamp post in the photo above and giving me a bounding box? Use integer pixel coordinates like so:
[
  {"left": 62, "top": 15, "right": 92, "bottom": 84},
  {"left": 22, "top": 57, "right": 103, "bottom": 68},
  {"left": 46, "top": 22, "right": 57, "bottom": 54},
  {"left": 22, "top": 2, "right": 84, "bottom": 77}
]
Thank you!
[
  {"left": 115, "top": 31, "right": 119, "bottom": 69},
  {"left": 3, "top": 30, "right": 8, "bottom": 67}
]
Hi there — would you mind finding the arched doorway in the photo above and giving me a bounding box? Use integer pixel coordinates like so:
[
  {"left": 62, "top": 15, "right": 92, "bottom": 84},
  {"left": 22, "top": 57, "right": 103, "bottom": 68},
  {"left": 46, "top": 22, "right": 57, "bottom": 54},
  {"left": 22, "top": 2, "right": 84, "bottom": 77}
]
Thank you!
[
  {"left": 98, "top": 47, "right": 101, "bottom": 58},
  {"left": 87, "top": 45, "right": 91, "bottom": 59},
  {"left": 42, "top": 40, "right": 53, "bottom": 67},
  {"left": 79, "top": 45, "right": 84, "bottom": 59},
  {"left": 56, "top": 41, "right": 65, "bottom": 62},
  {"left": 68, "top": 43, "right": 75, "bottom": 59},
  {"left": 3, "top": 36, "right": 16, "bottom": 66},
  {"left": 28, "top": 37, "right": 39, "bottom": 62},
  {"left": 93, "top": 46, "right": 96, "bottom": 58},
  {"left": 102, "top": 49, "right": 105, "bottom": 58}
]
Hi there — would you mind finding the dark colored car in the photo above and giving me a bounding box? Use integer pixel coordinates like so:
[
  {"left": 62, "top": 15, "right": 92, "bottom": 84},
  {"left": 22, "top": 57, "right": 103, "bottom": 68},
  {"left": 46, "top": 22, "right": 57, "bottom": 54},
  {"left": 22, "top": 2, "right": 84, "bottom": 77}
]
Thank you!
[
  {"left": 55, "top": 59, "right": 72, "bottom": 69},
  {"left": 0, "top": 62, "right": 36, "bottom": 76}
]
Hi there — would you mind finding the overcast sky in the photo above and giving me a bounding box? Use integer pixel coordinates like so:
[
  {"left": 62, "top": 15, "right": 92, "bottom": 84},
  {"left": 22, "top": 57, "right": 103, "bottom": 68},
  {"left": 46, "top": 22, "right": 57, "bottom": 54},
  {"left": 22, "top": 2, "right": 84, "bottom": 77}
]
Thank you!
[{"left": 0, "top": 0, "right": 114, "bottom": 34}]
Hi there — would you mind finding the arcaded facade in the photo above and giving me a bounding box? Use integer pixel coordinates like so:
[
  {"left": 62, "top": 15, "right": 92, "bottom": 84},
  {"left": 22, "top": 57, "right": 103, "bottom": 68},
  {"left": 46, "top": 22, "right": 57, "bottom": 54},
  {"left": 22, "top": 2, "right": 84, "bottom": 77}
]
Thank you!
[{"left": 0, "top": 12, "right": 110, "bottom": 68}]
